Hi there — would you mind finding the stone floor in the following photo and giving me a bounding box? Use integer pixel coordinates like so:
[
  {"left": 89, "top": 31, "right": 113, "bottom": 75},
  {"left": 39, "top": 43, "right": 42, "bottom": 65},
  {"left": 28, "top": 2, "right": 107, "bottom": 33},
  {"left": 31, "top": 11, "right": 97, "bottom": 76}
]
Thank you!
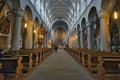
[{"left": 24, "top": 49, "right": 95, "bottom": 80}]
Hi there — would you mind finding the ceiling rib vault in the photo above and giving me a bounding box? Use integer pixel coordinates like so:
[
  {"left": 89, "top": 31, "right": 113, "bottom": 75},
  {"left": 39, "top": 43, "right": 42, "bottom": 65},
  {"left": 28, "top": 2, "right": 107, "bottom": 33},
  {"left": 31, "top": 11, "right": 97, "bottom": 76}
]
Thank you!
[{"left": 44, "top": 0, "right": 76, "bottom": 24}]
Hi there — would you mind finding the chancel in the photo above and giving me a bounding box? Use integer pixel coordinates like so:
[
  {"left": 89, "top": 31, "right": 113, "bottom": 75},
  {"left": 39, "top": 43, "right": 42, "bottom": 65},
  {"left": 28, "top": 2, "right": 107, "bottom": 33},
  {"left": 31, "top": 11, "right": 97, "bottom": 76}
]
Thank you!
[{"left": 0, "top": 0, "right": 120, "bottom": 80}]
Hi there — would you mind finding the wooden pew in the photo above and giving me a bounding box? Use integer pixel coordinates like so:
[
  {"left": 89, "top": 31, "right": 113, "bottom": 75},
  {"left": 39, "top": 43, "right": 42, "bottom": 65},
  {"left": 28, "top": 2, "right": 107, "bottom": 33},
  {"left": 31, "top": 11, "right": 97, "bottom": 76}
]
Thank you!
[
  {"left": 37, "top": 48, "right": 43, "bottom": 63},
  {"left": 0, "top": 56, "right": 23, "bottom": 80},
  {"left": 66, "top": 48, "right": 120, "bottom": 80},
  {"left": 18, "top": 50, "right": 36, "bottom": 73},
  {"left": 18, "top": 48, "right": 44, "bottom": 72},
  {"left": 77, "top": 49, "right": 90, "bottom": 66},
  {"left": 0, "top": 50, "right": 33, "bottom": 73},
  {"left": 27, "top": 49, "right": 39, "bottom": 66},
  {"left": 98, "top": 56, "right": 120, "bottom": 80},
  {"left": 66, "top": 48, "right": 78, "bottom": 59},
  {"left": 86, "top": 51, "right": 120, "bottom": 70},
  {"left": 43, "top": 48, "right": 53, "bottom": 60},
  {"left": 2, "top": 50, "right": 19, "bottom": 58},
  {"left": 81, "top": 50, "right": 120, "bottom": 79},
  {"left": 67, "top": 48, "right": 88, "bottom": 65}
]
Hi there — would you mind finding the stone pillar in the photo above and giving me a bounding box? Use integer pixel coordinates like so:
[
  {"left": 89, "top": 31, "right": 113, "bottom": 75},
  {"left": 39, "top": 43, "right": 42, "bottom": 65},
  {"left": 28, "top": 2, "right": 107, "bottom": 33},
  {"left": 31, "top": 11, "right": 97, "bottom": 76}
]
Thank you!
[
  {"left": 66, "top": 31, "right": 69, "bottom": 46},
  {"left": 96, "top": 35, "right": 100, "bottom": 50},
  {"left": 75, "top": 29, "right": 79, "bottom": 48},
  {"left": 26, "top": 20, "right": 33, "bottom": 49},
  {"left": 87, "top": 22, "right": 93, "bottom": 49},
  {"left": 46, "top": 34, "right": 48, "bottom": 47},
  {"left": 51, "top": 30, "right": 54, "bottom": 42},
  {"left": 99, "top": 10, "right": 110, "bottom": 51},
  {"left": 94, "top": 24, "right": 97, "bottom": 50},
  {"left": 80, "top": 29, "right": 85, "bottom": 48},
  {"left": 43, "top": 34, "right": 47, "bottom": 48},
  {"left": 77, "top": 32, "right": 80, "bottom": 48},
  {"left": 11, "top": 8, "right": 23, "bottom": 50}
]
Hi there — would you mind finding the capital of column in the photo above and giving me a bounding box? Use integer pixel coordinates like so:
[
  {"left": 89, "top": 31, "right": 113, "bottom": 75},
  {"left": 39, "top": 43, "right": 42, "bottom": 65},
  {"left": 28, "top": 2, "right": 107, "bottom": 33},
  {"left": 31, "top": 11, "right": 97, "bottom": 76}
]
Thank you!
[
  {"left": 79, "top": 28, "right": 83, "bottom": 32},
  {"left": 86, "top": 21, "right": 92, "bottom": 27},
  {"left": 13, "top": 8, "right": 23, "bottom": 17}
]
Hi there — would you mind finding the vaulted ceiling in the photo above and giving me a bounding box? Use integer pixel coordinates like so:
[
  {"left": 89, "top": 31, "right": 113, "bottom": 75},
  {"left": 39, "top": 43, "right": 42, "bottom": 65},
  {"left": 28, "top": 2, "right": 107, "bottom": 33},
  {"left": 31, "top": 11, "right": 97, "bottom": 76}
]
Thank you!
[{"left": 44, "top": 0, "right": 76, "bottom": 24}]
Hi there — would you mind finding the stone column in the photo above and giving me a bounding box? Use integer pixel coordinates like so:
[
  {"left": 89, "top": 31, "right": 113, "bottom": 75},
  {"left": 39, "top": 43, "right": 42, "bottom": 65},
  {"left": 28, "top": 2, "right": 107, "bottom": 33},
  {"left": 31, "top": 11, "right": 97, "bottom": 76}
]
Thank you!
[
  {"left": 99, "top": 10, "right": 110, "bottom": 51},
  {"left": 77, "top": 32, "right": 80, "bottom": 48},
  {"left": 96, "top": 35, "right": 100, "bottom": 50},
  {"left": 80, "top": 29, "right": 85, "bottom": 48},
  {"left": 51, "top": 30, "right": 54, "bottom": 42},
  {"left": 11, "top": 8, "right": 23, "bottom": 50},
  {"left": 87, "top": 22, "right": 93, "bottom": 49},
  {"left": 26, "top": 20, "right": 33, "bottom": 49},
  {"left": 66, "top": 31, "right": 69, "bottom": 46},
  {"left": 43, "top": 34, "right": 47, "bottom": 48},
  {"left": 46, "top": 34, "right": 48, "bottom": 47},
  {"left": 92, "top": 24, "right": 96, "bottom": 50}
]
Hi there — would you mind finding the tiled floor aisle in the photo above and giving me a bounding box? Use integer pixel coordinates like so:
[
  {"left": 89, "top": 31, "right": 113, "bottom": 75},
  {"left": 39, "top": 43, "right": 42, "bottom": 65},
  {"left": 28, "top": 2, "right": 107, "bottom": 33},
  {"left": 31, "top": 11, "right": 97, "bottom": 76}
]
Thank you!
[{"left": 25, "top": 49, "right": 95, "bottom": 80}]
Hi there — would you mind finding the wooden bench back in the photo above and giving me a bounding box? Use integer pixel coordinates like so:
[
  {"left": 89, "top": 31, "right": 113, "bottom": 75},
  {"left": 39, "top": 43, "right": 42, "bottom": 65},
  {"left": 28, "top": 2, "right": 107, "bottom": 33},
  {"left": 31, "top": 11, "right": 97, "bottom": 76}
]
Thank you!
[{"left": 0, "top": 56, "right": 22, "bottom": 80}]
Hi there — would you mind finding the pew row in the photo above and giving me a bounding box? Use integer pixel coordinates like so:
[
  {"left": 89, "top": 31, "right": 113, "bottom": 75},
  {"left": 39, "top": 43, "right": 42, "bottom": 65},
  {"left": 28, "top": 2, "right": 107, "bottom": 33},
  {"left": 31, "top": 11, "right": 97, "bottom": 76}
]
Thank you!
[
  {"left": 1, "top": 48, "right": 53, "bottom": 79},
  {"left": 66, "top": 48, "right": 120, "bottom": 80},
  {"left": 0, "top": 56, "right": 23, "bottom": 80}
]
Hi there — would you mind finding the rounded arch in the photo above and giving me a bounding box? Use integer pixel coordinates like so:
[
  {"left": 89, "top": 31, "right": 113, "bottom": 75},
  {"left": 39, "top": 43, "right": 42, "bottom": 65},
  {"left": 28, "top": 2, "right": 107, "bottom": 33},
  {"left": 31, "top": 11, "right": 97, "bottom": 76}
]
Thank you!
[
  {"left": 109, "top": 1, "right": 120, "bottom": 52},
  {"left": 88, "top": 7, "right": 98, "bottom": 22},
  {"left": 109, "top": 0, "right": 120, "bottom": 21},
  {"left": 54, "top": 27, "right": 66, "bottom": 47},
  {"left": 52, "top": 21, "right": 68, "bottom": 47},
  {"left": 51, "top": 19, "right": 69, "bottom": 30},
  {"left": 52, "top": 21, "right": 68, "bottom": 31},
  {"left": 109, "top": 23, "right": 119, "bottom": 47},
  {"left": 88, "top": 7, "right": 100, "bottom": 50},
  {"left": 21, "top": 5, "right": 33, "bottom": 49},
  {"left": 81, "top": 18, "right": 88, "bottom": 48},
  {"left": 77, "top": 24, "right": 81, "bottom": 48},
  {"left": 24, "top": 6, "right": 33, "bottom": 20},
  {"left": 81, "top": 18, "right": 86, "bottom": 28},
  {"left": 33, "top": 17, "right": 40, "bottom": 48},
  {"left": 54, "top": 27, "right": 66, "bottom": 33},
  {"left": 34, "top": 17, "right": 40, "bottom": 27}
]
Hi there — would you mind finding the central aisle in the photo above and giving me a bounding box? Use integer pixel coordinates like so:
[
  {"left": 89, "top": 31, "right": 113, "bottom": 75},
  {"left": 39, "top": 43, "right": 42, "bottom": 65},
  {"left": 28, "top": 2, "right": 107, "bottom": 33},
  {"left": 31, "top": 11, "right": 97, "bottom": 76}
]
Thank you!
[{"left": 25, "top": 49, "right": 94, "bottom": 80}]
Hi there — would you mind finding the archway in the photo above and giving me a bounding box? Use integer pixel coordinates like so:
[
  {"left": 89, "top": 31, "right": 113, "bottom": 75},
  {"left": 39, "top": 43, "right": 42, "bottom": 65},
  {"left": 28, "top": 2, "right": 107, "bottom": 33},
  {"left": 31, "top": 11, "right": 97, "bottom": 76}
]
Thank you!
[
  {"left": 110, "top": 24, "right": 119, "bottom": 47},
  {"left": 109, "top": 0, "right": 120, "bottom": 52},
  {"left": 77, "top": 24, "right": 80, "bottom": 48},
  {"left": 88, "top": 7, "right": 100, "bottom": 50},
  {"left": 54, "top": 27, "right": 66, "bottom": 47},
  {"left": 33, "top": 17, "right": 39, "bottom": 48},
  {"left": 21, "top": 6, "right": 33, "bottom": 49},
  {"left": 81, "top": 18, "right": 87, "bottom": 48},
  {"left": 52, "top": 20, "right": 68, "bottom": 48},
  {"left": 21, "top": 16, "right": 27, "bottom": 49}
]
